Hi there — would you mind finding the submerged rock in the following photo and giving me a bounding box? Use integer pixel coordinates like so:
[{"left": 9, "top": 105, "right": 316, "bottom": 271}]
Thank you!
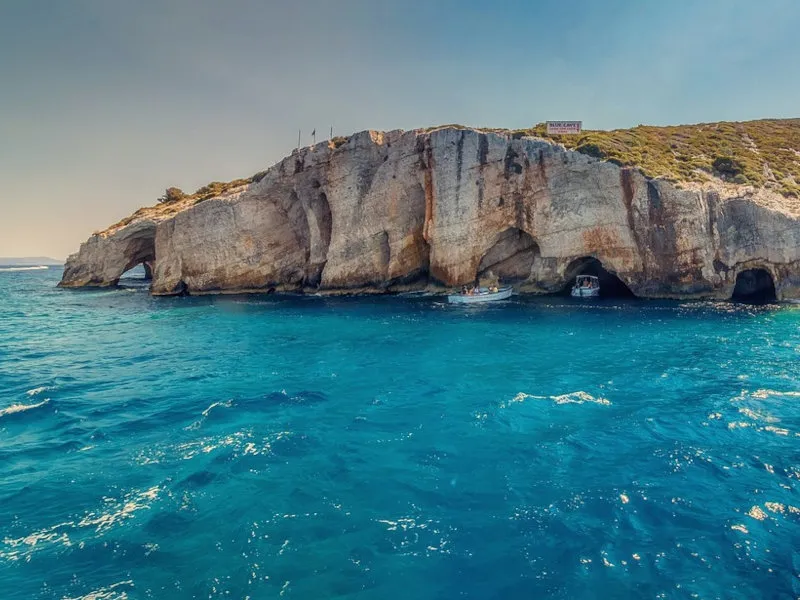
[{"left": 59, "top": 126, "right": 800, "bottom": 301}]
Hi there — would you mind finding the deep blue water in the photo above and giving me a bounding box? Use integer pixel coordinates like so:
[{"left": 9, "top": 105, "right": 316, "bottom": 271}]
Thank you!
[{"left": 1, "top": 266, "right": 799, "bottom": 599}]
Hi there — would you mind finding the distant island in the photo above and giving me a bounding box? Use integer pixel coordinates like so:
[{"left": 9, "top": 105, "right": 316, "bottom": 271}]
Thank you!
[
  {"left": 59, "top": 119, "right": 800, "bottom": 302},
  {"left": 1, "top": 257, "right": 63, "bottom": 266}
]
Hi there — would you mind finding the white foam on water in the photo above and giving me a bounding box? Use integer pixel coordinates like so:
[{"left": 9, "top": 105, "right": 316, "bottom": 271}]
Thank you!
[
  {"left": 78, "top": 486, "right": 161, "bottom": 533},
  {"left": 141, "top": 429, "right": 292, "bottom": 464},
  {"left": 551, "top": 391, "right": 611, "bottom": 405},
  {"left": 738, "top": 407, "right": 779, "bottom": 423},
  {"left": 0, "top": 486, "right": 161, "bottom": 562},
  {"left": 751, "top": 389, "right": 800, "bottom": 399},
  {"left": 201, "top": 399, "right": 233, "bottom": 417},
  {"left": 1, "top": 521, "right": 74, "bottom": 561},
  {"left": 26, "top": 386, "right": 50, "bottom": 397},
  {"left": 506, "top": 391, "right": 611, "bottom": 407},
  {"left": 763, "top": 425, "right": 790, "bottom": 436},
  {"left": 0, "top": 265, "right": 49, "bottom": 272},
  {"left": 185, "top": 399, "right": 234, "bottom": 430},
  {"left": 0, "top": 399, "right": 50, "bottom": 418},
  {"left": 375, "top": 514, "right": 453, "bottom": 556},
  {"left": 730, "top": 524, "right": 749, "bottom": 534},
  {"left": 62, "top": 580, "right": 134, "bottom": 600}
]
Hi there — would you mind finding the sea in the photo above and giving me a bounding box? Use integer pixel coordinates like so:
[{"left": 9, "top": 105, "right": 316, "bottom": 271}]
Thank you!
[{"left": 1, "top": 266, "right": 798, "bottom": 599}]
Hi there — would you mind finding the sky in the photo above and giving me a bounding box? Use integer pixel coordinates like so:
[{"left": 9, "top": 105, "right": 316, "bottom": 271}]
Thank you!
[{"left": 1, "top": 0, "right": 799, "bottom": 260}]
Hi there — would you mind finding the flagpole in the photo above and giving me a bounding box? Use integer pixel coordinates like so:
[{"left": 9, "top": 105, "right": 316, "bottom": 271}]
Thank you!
[
  {"left": 297, "top": 129, "right": 300, "bottom": 149},
  {"left": 312, "top": 129, "right": 316, "bottom": 145}
]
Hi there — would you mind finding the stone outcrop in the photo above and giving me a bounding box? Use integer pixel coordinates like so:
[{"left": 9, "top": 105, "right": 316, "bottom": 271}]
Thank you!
[{"left": 59, "top": 127, "right": 800, "bottom": 301}]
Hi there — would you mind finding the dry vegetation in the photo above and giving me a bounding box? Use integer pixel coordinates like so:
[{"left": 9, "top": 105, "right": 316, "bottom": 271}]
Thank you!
[
  {"left": 505, "top": 119, "right": 800, "bottom": 197},
  {"left": 106, "top": 178, "right": 254, "bottom": 233}
]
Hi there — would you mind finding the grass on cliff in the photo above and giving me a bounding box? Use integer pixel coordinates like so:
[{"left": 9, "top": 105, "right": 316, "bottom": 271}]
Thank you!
[
  {"left": 506, "top": 119, "right": 800, "bottom": 197},
  {"left": 108, "top": 178, "right": 255, "bottom": 232}
]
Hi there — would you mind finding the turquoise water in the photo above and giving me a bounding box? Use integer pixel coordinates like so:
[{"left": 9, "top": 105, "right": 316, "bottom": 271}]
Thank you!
[{"left": 1, "top": 267, "right": 798, "bottom": 599}]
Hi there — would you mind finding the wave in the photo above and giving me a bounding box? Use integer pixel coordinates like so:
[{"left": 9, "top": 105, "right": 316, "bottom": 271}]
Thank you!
[
  {"left": 184, "top": 399, "right": 233, "bottom": 430},
  {"left": 62, "top": 580, "right": 134, "bottom": 600},
  {"left": 0, "top": 265, "right": 49, "bottom": 272},
  {"left": 26, "top": 386, "right": 50, "bottom": 397},
  {"left": 751, "top": 389, "right": 800, "bottom": 399},
  {"left": 506, "top": 391, "right": 611, "bottom": 407},
  {"left": 1, "top": 486, "right": 161, "bottom": 563},
  {"left": 0, "top": 399, "right": 50, "bottom": 418},
  {"left": 201, "top": 399, "right": 233, "bottom": 418}
]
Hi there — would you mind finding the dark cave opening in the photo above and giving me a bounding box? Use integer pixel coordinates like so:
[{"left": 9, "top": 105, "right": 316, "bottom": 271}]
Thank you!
[
  {"left": 560, "top": 257, "right": 635, "bottom": 298},
  {"left": 731, "top": 268, "right": 776, "bottom": 304}
]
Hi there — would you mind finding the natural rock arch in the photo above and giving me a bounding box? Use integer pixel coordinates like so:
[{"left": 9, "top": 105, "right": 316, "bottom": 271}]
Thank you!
[
  {"left": 119, "top": 261, "right": 153, "bottom": 280},
  {"left": 111, "top": 224, "right": 156, "bottom": 286},
  {"left": 561, "top": 256, "right": 635, "bottom": 297},
  {"left": 477, "top": 228, "right": 539, "bottom": 283},
  {"left": 732, "top": 268, "right": 776, "bottom": 304}
]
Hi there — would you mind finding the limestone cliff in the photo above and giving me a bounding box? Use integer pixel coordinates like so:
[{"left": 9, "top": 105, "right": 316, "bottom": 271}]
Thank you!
[{"left": 59, "top": 124, "right": 800, "bottom": 301}]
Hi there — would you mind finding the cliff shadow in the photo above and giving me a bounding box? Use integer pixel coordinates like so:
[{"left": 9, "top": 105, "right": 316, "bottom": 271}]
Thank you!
[
  {"left": 477, "top": 228, "right": 539, "bottom": 284},
  {"left": 304, "top": 191, "right": 332, "bottom": 288},
  {"left": 731, "top": 268, "right": 776, "bottom": 304},
  {"left": 560, "top": 257, "right": 635, "bottom": 298}
]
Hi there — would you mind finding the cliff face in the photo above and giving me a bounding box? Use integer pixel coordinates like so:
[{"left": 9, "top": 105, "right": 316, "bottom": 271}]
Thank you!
[{"left": 60, "top": 127, "right": 800, "bottom": 301}]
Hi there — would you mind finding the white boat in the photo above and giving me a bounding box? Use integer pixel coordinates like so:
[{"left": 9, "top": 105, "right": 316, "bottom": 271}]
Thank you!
[
  {"left": 571, "top": 275, "right": 600, "bottom": 298},
  {"left": 448, "top": 286, "right": 513, "bottom": 304}
]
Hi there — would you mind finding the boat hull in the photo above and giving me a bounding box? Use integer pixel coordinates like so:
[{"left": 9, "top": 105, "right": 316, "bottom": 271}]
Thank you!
[
  {"left": 571, "top": 287, "right": 599, "bottom": 298},
  {"left": 448, "top": 287, "right": 513, "bottom": 304}
]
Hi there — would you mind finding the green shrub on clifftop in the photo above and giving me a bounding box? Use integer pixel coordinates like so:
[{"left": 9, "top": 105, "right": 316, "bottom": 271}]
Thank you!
[{"left": 158, "top": 187, "right": 186, "bottom": 203}]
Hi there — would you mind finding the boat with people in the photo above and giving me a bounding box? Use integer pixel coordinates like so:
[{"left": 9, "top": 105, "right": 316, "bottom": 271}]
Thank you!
[
  {"left": 448, "top": 285, "right": 513, "bottom": 304},
  {"left": 571, "top": 275, "right": 600, "bottom": 297}
]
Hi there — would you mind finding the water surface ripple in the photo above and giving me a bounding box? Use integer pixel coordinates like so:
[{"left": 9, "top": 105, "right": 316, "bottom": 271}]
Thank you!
[{"left": 1, "top": 269, "right": 798, "bottom": 599}]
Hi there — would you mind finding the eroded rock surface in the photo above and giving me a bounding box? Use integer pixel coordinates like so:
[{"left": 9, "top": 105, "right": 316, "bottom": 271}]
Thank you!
[{"left": 60, "top": 127, "right": 800, "bottom": 301}]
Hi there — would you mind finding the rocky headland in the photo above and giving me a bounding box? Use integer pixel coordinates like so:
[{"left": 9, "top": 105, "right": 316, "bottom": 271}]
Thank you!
[{"left": 60, "top": 120, "right": 800, "bottom": 301}]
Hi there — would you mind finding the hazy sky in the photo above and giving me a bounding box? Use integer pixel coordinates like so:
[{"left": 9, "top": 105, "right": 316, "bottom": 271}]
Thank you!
[{"left": 1, "top": 0, "right": 798, "bottom": 259}]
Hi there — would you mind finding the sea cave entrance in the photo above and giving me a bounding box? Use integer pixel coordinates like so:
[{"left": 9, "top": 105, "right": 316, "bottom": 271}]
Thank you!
[
  {"left": 118, "top": 261, "right": 153, "bottom": 289},
  {"left": 120, "top": 262, "right": 152, "bottom": 279},
  {"left": 477, "top": 228, "right": 539, "bottom": 284},
  {"left": 117, "top": 233, "right": 156, "bottom": 288},
  {"left": 731, "top": 268, "right": 776, "bottom": 304},
  {"left": 561, "top": 257, "right": 635, "bottom": 298}
]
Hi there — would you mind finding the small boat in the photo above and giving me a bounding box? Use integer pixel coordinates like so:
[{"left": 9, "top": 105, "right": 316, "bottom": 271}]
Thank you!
[
  {"left": 448, "top": 286, "right": 513, "bottom": 304},
  {"left": 571, "top": 275, "right": 600, "bottom": 297}
]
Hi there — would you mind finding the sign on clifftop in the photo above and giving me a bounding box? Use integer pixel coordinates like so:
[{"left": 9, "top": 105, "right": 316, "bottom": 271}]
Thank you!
[{"left": 546, "top": 121, "right": 582, "bottom": 135}]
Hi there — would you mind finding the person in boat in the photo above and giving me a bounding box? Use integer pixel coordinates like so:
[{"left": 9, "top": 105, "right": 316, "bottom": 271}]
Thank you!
[
  {"left": 472, "top": 284, "right": 481, "bottom": 295},
  {"left": 461, "top": 285, "right": 468, "bottom": 295},
  {"left": 488, "top": 285, "right": 499, "bottom": 293}
]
